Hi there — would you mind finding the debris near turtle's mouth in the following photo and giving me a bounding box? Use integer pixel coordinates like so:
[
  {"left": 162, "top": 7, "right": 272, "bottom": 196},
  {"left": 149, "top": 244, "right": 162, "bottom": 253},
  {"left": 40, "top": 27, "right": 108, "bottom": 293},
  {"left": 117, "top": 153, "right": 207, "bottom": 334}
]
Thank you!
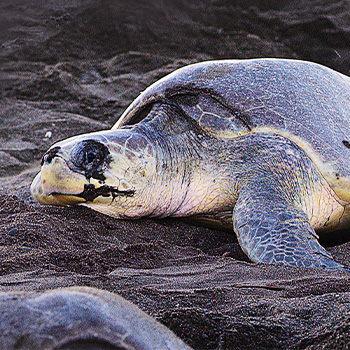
[{"left": 78, "top": 183, "right": 135, "bottom": 202}]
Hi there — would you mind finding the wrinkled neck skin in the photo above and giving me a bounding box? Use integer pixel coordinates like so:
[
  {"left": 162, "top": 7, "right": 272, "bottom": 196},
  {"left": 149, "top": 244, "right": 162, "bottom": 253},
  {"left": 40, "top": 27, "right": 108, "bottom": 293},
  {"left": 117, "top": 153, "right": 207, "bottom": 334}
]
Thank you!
[{"left": 116, "top": 104, "right": 218, "bottom": 218}]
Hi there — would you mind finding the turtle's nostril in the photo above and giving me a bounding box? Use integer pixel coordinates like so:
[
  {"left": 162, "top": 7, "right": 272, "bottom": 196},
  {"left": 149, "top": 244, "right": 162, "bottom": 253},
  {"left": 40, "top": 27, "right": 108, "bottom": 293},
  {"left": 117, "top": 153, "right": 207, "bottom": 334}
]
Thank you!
[{"left": 41, "top": 146, "right": 61, "bottom": 166}]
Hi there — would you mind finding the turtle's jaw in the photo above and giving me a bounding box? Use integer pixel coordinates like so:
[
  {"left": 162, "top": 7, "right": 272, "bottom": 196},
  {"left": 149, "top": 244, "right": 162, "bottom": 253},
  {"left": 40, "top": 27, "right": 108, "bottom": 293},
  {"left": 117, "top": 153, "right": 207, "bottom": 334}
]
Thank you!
[
  {"left": 31, "top": 172, "right": 69, "bottom": 205},
  {"left": 31, "top": 156, "right": 88, "bottom": 206},
  {"left": 31, "top": 172, "right": 87, "bottom": 205},
  {"left": 31, "top": 156, "right": 136, "bottom": 206}
]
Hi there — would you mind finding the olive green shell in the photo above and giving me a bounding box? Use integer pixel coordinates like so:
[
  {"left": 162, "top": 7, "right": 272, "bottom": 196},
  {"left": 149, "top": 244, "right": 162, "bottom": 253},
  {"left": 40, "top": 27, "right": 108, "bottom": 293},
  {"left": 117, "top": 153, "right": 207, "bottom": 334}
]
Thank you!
[{"left": 113, "top": 59, "right": 350, "bottom": 200}]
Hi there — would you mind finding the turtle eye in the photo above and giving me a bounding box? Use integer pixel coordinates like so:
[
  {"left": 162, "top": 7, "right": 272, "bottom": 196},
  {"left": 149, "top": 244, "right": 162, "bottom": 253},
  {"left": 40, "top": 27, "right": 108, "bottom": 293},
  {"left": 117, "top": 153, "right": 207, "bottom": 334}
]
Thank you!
[
  {"left": 72, "top": 140, "right": 109, "bottom": 180},
  {"left": 83, "top": 147, "right": 102, "bottom": 170},
  {"left": 84, "top": 147, "right": 101, "bottom": 168}
]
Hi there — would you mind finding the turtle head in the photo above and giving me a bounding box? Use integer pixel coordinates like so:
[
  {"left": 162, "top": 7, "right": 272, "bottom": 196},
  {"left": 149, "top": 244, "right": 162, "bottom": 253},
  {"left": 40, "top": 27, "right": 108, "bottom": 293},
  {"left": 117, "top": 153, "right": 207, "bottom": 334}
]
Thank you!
[{"left": 31, "top": 130, "right": 158, "bottom": 218}]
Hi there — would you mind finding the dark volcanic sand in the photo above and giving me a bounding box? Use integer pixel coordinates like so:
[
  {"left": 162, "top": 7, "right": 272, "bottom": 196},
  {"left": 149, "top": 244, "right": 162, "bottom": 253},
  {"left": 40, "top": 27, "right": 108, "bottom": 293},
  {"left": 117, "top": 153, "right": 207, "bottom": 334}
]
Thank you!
[{"left": 1, "top": 0, "right": 350, "bottom": 349}]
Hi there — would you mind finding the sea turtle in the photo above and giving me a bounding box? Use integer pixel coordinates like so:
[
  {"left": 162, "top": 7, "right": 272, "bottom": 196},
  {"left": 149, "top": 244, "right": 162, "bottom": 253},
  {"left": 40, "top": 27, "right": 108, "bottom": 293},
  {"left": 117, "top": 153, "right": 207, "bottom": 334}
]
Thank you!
[
  {"left": 0, "top": 286, "right": 193, "bottom": 349},
  {"left": 31, "top": 58, "right": 350, "bottom": 271}
]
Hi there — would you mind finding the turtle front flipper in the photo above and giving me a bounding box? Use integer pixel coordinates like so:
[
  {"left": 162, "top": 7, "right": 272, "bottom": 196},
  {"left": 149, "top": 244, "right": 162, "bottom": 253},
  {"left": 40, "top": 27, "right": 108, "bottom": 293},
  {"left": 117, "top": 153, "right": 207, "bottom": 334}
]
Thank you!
[{"left": 233, "top": 179, "right": 346, "bottom": 271}]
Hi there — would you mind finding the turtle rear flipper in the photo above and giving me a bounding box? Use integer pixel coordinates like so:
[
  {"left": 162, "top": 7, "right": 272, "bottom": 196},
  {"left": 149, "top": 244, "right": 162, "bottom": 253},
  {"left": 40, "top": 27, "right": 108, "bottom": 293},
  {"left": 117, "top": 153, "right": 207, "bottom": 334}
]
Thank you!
[{"left": 233, "top": 178, "right": 347, "bottom": 271}]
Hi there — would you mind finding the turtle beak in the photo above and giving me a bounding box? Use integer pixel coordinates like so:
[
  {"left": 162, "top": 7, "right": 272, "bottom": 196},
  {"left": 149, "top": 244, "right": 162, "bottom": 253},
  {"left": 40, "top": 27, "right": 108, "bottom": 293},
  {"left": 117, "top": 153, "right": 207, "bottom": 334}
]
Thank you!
[
  {"left": 31, "top": 148, "right": 88, "bottom": 206},
  {"left": 30, "top": 172, "right": 70, "bottom": 205}
]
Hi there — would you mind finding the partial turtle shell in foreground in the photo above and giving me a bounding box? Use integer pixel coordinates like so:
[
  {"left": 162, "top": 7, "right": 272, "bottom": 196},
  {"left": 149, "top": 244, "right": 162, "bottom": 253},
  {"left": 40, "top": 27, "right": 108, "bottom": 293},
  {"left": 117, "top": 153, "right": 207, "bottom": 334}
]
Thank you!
[{"left": 0, "top": 286, "right": 193, "bottom": 350}]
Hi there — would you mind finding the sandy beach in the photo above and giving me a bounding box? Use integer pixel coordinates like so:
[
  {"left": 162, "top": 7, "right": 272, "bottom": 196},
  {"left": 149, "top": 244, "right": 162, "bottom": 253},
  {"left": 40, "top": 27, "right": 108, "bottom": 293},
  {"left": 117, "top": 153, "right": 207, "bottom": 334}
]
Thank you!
[{"left": 1, "top": 0, "right": 350, "bottom": 348}]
